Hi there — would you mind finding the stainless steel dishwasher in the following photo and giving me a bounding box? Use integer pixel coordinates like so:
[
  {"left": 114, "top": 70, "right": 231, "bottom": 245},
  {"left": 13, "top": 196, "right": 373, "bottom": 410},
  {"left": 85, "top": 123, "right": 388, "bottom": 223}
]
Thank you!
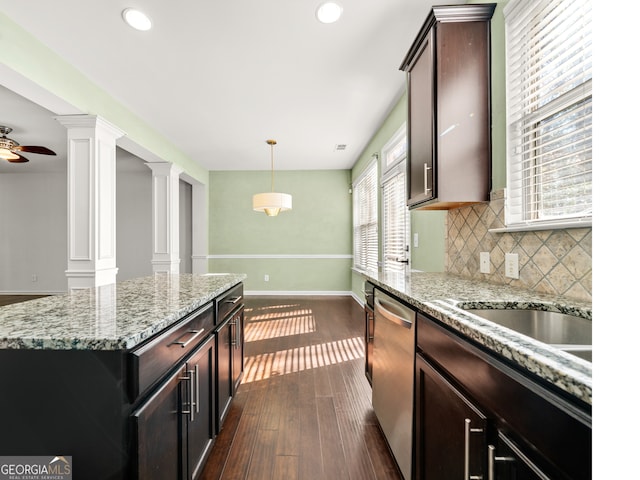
[{"left": 372, "top": 288, "right": 415, "bottom": 480}]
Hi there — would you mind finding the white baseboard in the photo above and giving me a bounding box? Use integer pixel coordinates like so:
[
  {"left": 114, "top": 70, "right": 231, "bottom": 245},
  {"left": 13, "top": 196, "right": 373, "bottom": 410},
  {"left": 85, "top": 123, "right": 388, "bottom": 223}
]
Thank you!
[
  {"left": 244, "top": 290, "right": 365, "bottom": 308},
  {"left": 245, "top": 290, "right": 353, "bottom": 296}
]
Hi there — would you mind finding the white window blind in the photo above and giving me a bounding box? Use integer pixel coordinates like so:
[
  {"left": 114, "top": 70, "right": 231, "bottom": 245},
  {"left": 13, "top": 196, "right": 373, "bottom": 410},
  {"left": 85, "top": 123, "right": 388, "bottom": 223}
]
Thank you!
[
  {"left": 382, "top": 163, "right": 410, "bottom": 274},
  {"left": 353, "top": 161, "right": 378, "bottom": 272},
  {"left": 381, "top": 124, "right": 410, "bottom": 274},
  {"left": 504, "top": 0, "right": 592, "bottom": 229}
]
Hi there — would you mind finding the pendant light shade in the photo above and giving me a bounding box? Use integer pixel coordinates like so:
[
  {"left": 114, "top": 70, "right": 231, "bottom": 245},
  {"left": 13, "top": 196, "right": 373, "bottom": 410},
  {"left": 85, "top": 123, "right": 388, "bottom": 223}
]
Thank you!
[{"left": 252, "top": 139, "right": 292, "bottom": 216}]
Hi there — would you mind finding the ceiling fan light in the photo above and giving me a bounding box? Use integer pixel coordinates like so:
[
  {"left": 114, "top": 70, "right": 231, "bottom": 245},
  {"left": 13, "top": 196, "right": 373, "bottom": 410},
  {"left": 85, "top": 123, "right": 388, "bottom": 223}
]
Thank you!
[
  {"left": 316, "top": 2, "right": 343, "bottom": 24},
  {"left": 0, "top": 148, "right": 20, "bottom": 160},
  {"left": 122, "top": 8, "right": 152, "bottom": 31}
]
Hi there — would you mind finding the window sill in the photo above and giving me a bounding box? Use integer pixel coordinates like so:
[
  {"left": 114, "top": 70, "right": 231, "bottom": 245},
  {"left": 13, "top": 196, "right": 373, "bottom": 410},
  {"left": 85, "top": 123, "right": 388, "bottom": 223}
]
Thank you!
[{"left": 490, "top": 218, "right": 592, "bottom": 233}]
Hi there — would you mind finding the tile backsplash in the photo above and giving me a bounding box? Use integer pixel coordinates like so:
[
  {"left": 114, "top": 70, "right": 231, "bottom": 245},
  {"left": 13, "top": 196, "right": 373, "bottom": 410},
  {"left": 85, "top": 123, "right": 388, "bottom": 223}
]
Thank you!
[{"left": 446, "top": 190, "right": 592, "bottom": 302}]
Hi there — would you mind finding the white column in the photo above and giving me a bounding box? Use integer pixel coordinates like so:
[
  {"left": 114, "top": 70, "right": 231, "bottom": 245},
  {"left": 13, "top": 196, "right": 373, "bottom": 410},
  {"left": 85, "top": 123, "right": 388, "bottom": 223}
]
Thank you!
[
  {"left": 147, "top": 162, "right": 183, "bottom": 274},
  {"left": 191, "top": 182, "right": 209, "bottom": 274},
  {"left": 57, "top": 115, "right": 125, "bottom": 291}
]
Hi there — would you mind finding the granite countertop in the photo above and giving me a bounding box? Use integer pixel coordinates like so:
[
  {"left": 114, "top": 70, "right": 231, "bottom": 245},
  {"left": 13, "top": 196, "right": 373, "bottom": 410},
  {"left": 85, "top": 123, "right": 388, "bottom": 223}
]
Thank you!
[
  {"left": 0, "top": 273, "right": 246, "bottom": 351},
  {"left": 363, "top": 270, "right": 592, "bottom": 406}
]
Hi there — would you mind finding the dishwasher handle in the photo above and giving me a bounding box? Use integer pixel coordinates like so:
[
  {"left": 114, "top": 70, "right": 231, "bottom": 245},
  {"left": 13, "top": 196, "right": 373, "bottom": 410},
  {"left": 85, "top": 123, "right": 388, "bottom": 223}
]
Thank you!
[{"left": 374, "top": 297, "right": 413, "bottom": 329}]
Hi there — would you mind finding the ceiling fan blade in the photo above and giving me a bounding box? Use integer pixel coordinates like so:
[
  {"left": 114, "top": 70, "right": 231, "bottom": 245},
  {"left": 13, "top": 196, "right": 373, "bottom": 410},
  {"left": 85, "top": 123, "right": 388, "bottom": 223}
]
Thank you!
[
  {"left": 7, "top": 154, "right": 29, "bottom": 163},
  {"left": 13, "top": 145, "right": 56, "bottom": 155}
]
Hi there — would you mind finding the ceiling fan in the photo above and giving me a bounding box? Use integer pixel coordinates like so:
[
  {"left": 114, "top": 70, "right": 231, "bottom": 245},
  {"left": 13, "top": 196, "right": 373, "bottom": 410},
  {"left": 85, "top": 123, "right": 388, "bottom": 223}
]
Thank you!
[{"left": 0, "top": 125, "right": 57, "bottom": 163}]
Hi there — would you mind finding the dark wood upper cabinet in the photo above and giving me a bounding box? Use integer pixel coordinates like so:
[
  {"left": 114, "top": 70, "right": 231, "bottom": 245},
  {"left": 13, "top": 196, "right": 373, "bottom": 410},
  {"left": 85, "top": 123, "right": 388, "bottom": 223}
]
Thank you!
[{"left": 400, "top": 4, "right": 495, "bottom": 210}]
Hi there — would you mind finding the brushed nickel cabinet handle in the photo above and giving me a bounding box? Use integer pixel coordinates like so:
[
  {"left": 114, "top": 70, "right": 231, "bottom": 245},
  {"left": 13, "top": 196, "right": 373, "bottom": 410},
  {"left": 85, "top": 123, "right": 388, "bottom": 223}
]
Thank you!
[
  {"left": 225, "top": 296, "right": 242, "bottom": 305},
  {"left": 171, "top": 328, "right": 205, "bottom": 348},
  {"left": 464, "top": 418, "right": 484, "bottom": 479},
  {"left": 231, "top": 317, "right": 237, "bottom": 348},
  {"left": 424, "top": 163, "right": 433, "bottom": 196},
  {"left": 179, "top": 373, "right": 192, "bottom": 418},
  {"left": 192, "top": 367, "right": 198, "bottom": 417},
  {"left": 488, "top": 444, "right": 516, "bottom": 480}
]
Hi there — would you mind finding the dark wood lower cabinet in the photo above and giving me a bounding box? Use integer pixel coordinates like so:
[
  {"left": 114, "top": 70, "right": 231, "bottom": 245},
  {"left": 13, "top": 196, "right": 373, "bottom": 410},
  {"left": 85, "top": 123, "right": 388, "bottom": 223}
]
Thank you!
[
  {"left": 414, "top": 312, "right": 591, "bottom": 479},
  {"left": 132, "top": 367, "right": 184, "bottom": 480},
  {"left": 230, "top": 307, "right": 244, "bottom": 393},
  {"left": 216, "top": 314, "right": 234, "bottom": 432},
  {"left": 133, "top": 334, "right": 215, "bottom": 480},
  {"left": 415, "top": 353, "right": 487, "bottom": 479},
  {"left": 490, "top": 431, "right": 552, "bottom": 480},
  {"left": 186, "top": 335, "right": 216, "bottom": 479}
]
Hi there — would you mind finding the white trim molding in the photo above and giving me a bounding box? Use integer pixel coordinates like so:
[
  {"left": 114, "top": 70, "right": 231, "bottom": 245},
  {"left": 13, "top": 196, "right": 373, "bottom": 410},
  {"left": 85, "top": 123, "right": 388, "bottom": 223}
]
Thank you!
[
  {"left": 245, "top": 290, "right": 354, "bottom": 296},
  {"left": 209, "top": 254, "right": 353, "bottom": 259}
]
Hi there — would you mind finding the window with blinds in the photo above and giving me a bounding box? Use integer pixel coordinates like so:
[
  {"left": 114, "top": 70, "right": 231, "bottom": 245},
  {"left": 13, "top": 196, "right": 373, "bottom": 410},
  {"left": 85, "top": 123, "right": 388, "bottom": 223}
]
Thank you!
[
  {"left": 353, "top": 161, "right": 378, "bottom": 272},
  {"left": 504, "top": 0, "right": 592, "bottom": 229},
  {"left": 381, "top": 125, "right": 410, "bottom": 274}
]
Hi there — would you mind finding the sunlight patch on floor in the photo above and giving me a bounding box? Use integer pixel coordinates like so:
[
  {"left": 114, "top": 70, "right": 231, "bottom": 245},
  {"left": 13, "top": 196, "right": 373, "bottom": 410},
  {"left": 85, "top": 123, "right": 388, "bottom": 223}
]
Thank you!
[
  {"left": 242, "top": 336, "right": 364, "bottom": 383},
  {"left": 244, "top": 308, "right": 316, "bottom": 341}
]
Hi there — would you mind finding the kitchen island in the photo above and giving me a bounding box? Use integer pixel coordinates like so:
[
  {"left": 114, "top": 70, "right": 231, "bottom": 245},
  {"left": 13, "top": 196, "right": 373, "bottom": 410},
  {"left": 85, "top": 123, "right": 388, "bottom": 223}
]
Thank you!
[{"left": 0, "top": 273, "right": 246, "bottom": 480}]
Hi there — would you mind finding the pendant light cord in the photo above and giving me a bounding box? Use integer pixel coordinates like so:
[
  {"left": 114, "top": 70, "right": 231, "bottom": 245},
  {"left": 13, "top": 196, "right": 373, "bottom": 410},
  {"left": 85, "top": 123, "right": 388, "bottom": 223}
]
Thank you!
[
  {"left": 267, "top": 139, "right": 277, "bottom": 192},
  {"left": 271, "top": 142, "right": 275, "bottom": 192}
]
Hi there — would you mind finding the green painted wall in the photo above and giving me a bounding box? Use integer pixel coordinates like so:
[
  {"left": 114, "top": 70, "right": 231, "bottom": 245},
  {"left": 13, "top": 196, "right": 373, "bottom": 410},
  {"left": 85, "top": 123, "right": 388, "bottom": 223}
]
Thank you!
[
  {"left": 0, "top": 12, "right": 207, "bottom": 185},
  {"left": 209, "top": 170, "right": 352, "bottom": 292}
]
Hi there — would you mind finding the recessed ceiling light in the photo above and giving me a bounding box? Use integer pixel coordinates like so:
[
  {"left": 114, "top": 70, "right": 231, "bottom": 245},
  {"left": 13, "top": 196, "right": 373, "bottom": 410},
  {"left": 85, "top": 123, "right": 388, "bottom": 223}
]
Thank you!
[
  {"left": 122, "top": 8, "right": 152, "bottom": 31},
  {"left": 316, "top": 2, "right": 343, "bottom": 24}
]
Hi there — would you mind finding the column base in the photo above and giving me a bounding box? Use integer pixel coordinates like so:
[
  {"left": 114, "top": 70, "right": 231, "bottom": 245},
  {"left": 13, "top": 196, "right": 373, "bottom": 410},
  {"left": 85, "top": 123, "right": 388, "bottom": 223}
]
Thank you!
[{"left": 66, "top": 267, "right": 119, "bottom": 291}]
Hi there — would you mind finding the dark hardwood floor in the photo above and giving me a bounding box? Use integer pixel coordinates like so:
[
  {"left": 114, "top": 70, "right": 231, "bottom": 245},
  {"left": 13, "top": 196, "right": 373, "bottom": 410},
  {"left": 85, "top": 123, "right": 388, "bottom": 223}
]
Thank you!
[
  {"left": 201, "top": 295, "right": 402, "bottom": 480},
  {"left": 0, "top": 294, "right": 49, "bottom": 307}
]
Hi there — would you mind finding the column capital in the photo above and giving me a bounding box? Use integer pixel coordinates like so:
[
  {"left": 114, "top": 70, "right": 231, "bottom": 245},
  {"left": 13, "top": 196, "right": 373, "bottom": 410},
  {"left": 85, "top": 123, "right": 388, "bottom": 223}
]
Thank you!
[
  {"left": 55, "top": 114, "right": 126, "bottom": 140},
  {"left": 146, "top": 161, "right": 184, "bottom": 176}
]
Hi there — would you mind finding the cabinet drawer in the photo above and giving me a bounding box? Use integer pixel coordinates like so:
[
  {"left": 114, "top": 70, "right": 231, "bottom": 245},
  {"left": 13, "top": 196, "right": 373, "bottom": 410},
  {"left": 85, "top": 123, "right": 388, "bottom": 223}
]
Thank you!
[
  {"left": 215, "top": 283, "right": 243, "bottom": 326},
  {"left": 129, "top": 303, "right": 214, "bottom": 400}
]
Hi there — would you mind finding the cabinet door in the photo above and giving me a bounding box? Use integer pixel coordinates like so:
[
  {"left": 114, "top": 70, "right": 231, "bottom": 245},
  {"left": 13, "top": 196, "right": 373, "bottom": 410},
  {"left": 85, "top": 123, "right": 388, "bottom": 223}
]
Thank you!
[
  {"left": 489, "top": 431, "right": 552, "bottom": 480},
  {"left": 407, "top": 28, "right": 435, "bottom": 207},
  {"left": 231, "top": 307, "right": 244, "bottom": 393},
  {"left": 216, "top": 317, "right": 233, "bottom": 432},
  {"left": 185, "top": 335, "right": 215, "bottom": 480},
  {"left": 435, "top": 21, "right": 491, "bottom": 203},
  {"left": 415, "top": 353, "right": 487, "bottom": 479},
  {"left": 132, "top": 368, "right": 185, "bottom": 480}
]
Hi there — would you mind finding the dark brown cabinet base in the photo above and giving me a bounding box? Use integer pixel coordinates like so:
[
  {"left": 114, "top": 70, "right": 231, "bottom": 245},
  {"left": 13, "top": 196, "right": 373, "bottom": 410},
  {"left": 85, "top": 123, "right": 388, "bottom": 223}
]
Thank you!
[
  {"left": 415, "top": 354, "right": 487, "bottom": 479},
  {"left": 415, "top": 313, "right": 591, "bottom": 479}
]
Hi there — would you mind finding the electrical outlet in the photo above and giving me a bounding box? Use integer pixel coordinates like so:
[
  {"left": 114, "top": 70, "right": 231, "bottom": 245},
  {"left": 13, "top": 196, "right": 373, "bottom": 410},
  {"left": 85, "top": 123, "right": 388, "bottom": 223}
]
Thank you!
[
  {"left": 479, "top": 252, "right": 490, "bottom": 274},
  {"left": 505, "top": 253, "right": 519, "bottom": 279},
  {"left": 31, "top": 274, "right": 38, "bottom": 282},
  {"left": 264, "top": 274, "right": 270, "bottom": 282}
]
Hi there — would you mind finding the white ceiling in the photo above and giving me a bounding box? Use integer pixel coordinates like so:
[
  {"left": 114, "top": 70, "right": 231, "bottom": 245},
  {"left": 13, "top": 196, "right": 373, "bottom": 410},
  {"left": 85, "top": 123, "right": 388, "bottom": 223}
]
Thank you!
[{"left": 0, "top": 0, "right": 464, "bottom": 173}]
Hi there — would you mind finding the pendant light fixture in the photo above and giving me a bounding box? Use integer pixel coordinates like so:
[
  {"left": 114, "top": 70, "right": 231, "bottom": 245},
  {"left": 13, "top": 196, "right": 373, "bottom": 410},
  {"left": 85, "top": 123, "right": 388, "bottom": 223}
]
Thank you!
[{"left": 252, "top": 139, "right": 292, "bottom": 217}]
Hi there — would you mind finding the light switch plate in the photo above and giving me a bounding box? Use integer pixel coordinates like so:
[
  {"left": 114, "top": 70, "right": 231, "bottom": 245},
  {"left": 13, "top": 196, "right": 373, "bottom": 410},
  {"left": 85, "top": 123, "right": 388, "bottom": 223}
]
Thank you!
[
  {"left": 479, "top": 252, "right": 490, "bottom": 274},
  {"left": 413, "top": 233, "right": 419, "bottom": 248},
  {"left": 505, "top": 253, "right": 519, "bottom": 279}
]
